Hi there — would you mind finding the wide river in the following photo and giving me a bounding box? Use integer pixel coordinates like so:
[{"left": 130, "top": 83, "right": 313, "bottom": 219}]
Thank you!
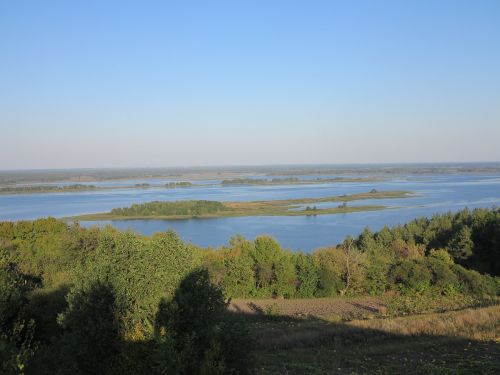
[{"left": 1, "top": 173, "right": 499, "bottom": 251}]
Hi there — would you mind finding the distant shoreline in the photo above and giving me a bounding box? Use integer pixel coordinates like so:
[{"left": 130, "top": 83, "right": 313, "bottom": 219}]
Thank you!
[
  {"left": 0, "top": 177, "right": 382, "bottom": 195},
  {"left": 1, "top": 163, "right": 499, "bottom": 187}
]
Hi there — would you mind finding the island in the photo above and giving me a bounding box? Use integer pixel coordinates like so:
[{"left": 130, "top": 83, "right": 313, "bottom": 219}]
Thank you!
[
  {"left": 0, "top": 184, "right": 99, "bottom": 194},
  {"left": 220, "top": 177, "right": 379, "bottom": 185},
  {"left": 70, "top": 190, "right": 412, "bottom": 220}
]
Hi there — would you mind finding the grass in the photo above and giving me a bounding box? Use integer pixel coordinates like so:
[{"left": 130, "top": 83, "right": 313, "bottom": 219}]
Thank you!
[
  {"left": 70, "top": 190, "right": 412, "bottom": 221},
  {"left": 231, "top": 299, "right": 500, "bottom": 374}
]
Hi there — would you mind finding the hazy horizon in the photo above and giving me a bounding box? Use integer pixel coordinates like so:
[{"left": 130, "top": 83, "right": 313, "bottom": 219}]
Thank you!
[
  {"left": 1, "top": 161, "right": 500, "bottom": 173},
  {"left": 1, "top": 1, "right": 500, "bottom": 169}
]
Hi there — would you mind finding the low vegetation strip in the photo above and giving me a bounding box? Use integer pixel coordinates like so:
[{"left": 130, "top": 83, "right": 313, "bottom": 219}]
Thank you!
[{"left": 71, "top": 189, "right": 411, "bottom": 220}]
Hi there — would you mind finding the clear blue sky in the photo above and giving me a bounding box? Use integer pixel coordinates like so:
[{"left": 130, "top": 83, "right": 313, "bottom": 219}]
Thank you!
[{"left": 1, "top": 0, "right": 499, "bottom": 169}]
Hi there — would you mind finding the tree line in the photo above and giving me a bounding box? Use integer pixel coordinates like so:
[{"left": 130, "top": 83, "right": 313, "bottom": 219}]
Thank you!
[
  {"left": 110, "top": 200, "right": 226, "bottom": 217},
  {"left": 0, "top": 184, "right": 97, "bottom": 194}
]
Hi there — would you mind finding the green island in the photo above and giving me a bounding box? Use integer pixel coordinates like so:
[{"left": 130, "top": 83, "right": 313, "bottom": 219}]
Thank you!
[{"left": 71, "top": 190, "right": 411, "bottom": 220}]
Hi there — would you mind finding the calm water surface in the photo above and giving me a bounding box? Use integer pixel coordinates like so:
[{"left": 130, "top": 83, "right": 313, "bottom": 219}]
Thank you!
[{"left": 1, "top": 174, "right": 499, "bottom": 251}]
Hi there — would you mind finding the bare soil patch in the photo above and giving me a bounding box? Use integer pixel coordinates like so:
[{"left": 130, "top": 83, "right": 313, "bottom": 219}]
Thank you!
[{"left": 229, "top": 295, "right": 386, "bottom": 319}]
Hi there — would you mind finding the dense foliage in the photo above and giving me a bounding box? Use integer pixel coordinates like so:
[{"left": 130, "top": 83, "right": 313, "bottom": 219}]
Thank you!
[
  {"left": 110, "top": 200, "right": 226, "bottom": 217},
  {"left": 0, "top": 207, "right": 498, "bottom": 373}
]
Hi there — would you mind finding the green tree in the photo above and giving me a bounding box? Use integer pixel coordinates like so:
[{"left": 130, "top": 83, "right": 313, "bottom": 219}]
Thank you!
[
  {"left": 274, "top": 254, "right": 296, "bottom": 298},
  {"left": 250, "top": 236, "right": 283, "bottom": 296},
  {"left": 294, "top": 254, "right": 319, "bottom": 298},
  {"left": 221, "top": 248, "right": 255, "bottom": 298},
  {"left": 449, "top": 225, "right": 474, "bottom": 260},
  {"left": 56, "top": 281, "right": 120, "bottom": 375},
  {"left": 154, "top": 269, "right": 252, "bottom": 374},
  {"left": 0, "top": 262, "right": 37, "bottom": 375}
]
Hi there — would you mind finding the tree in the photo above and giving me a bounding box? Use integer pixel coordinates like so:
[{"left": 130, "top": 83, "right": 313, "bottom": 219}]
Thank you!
[
  {"left": 250, "top": 236, "right": 283, "bottom": 295},
  {"left": 0, "top": 262, "right": 37, "bottom": 375},
  {"left": 56, "top": 281, "right": 120, "bottom": 375},
  {"left": 70, "top": 228, "right": 199, "bottom": 340},
  {"left": 221, "top": 248, "right": 256, "bottom": 298},
  {"left": 391, "top": 239, "right": 425, "bottom": 260},
  {"left": 449, "top": 225, "right": 474, "bottom": 260},
  {"left": 338, "top": 238, "right": 368, "bottom": 296},
  {"left": 294, "top": 254, "right": 319, "bottom": 298},
  {"left": 153, "top": 269, "right": 252, "bottom": 374},
  {"left": 392, "top": 260, "right": 432, "bottom": 294},
  {"left": 313, "top": 249, "right": 343, "bottom": 297},
  {"left": 274, "top": 254, "right": 297, "bottom": 298}
]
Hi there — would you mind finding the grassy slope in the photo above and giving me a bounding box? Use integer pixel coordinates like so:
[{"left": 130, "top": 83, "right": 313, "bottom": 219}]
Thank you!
[
  {"left": 233, "top": 299, "right": 500, "bottom": 375},
  {"left": 71, "top": 190, "right": 412, "bottom": 220}
]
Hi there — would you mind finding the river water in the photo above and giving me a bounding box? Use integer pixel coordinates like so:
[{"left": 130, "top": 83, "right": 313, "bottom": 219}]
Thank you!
[{"left": 1, "top": 173, "right": 499, "bottom": 251}]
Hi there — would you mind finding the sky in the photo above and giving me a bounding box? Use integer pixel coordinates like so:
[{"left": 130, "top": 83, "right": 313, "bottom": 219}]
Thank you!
[{"left": 1, "top": 0, "right": 499, "bottom": 169}]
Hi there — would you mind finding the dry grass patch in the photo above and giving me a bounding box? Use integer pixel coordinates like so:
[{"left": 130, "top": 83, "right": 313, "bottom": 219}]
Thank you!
[{"left": 349, "top": 304, "right": 500, "bottom": 341}]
